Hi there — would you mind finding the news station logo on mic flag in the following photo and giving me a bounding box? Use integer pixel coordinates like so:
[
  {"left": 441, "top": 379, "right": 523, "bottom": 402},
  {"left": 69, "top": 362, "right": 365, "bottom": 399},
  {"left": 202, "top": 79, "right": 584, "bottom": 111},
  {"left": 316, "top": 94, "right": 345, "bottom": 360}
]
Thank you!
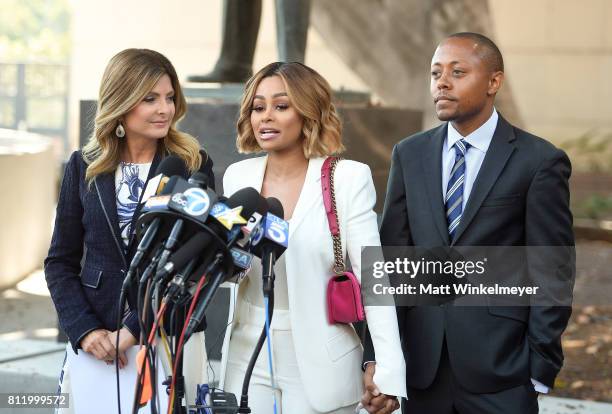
[
  {"left": 167, "top": 187, "right": 216, "bottom": 223},
  {"left": 250, "top": 212, "right": 289, "bottom": 248},
  {"left": 180, "top": 188, "right": 211, "bottom": 216},
  {"left": 230, "top": 247, "right": 254, "bottom": 270},
  {"left": 143, "top": 195, "right": 171, "bottom": 211},
  {"left": 210, "top": 203, "right": 247, "bottom": 230}
]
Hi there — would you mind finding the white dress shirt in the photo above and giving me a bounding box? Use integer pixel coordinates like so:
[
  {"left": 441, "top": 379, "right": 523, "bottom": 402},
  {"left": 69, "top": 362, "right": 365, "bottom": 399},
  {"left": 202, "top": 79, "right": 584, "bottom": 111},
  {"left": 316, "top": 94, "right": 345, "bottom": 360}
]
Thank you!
[
  {"left": 441, "top": 109, "right": 497, "bottom": 208},
  {"left": 440, "top": 108, "right": 549, "bottom": 395}
]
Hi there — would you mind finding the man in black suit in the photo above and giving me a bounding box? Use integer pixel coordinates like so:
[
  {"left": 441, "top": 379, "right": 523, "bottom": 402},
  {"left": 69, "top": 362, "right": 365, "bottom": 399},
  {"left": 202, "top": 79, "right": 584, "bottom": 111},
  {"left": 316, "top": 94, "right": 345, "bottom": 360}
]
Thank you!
[{"left": 361, "top": 32, "right": 575, "bottom": 414}]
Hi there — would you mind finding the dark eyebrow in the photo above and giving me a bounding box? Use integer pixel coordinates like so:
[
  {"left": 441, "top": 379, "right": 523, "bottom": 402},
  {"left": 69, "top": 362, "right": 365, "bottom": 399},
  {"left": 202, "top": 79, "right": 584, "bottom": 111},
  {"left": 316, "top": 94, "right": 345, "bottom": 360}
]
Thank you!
[
  {"left": 432, "top": 60, "right": 465, "bottom": 66},
  {"left": 145, "top": 91, "right": 175, "bottom": 97},
  {"left": 253, "top": 92, "right": 288, "bottom": 100}
]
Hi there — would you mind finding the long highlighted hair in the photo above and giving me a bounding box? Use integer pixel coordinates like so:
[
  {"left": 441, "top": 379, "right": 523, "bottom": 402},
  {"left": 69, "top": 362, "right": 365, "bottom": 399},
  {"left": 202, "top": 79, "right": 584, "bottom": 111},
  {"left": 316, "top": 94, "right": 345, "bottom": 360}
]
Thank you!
[{"left": 82, "top": 48, "right": 201, "bottom": 185}]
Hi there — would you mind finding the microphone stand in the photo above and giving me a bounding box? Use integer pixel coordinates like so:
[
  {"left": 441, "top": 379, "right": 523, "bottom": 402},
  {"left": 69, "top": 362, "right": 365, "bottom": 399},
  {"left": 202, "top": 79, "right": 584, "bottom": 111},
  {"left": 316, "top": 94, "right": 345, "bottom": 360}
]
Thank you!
[
  {"left": 172, "top": 302, "right": 187, "bottom": 414},
  {"left": 170, "top": 256, "right": 224, "bottom": 414},
  {"left": 176, "top": 256, "right": 235, "bottom": 413},
  {"left": 133, "top": 209, "right": 237, "bottom": 413},
  {"left": 238, "top": 250, "right": 277, "bottom": 414}
]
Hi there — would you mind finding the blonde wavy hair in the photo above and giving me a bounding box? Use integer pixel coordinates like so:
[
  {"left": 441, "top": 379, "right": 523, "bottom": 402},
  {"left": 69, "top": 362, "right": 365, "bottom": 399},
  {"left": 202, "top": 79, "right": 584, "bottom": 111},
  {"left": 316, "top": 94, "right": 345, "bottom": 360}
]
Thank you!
[
  {"left": 236, "top": 62, "right": 344, "bottom": 157},
  {"left": 82, "top": 48, "right": 202, "bottom": 185}
]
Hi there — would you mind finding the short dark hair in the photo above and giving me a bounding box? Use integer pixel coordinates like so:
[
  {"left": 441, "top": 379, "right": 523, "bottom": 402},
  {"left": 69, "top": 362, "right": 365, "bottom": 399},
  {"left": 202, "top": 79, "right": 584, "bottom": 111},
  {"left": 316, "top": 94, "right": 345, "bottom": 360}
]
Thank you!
[{"left": 447, "top": 32, "right": 504, "bottom": 73}]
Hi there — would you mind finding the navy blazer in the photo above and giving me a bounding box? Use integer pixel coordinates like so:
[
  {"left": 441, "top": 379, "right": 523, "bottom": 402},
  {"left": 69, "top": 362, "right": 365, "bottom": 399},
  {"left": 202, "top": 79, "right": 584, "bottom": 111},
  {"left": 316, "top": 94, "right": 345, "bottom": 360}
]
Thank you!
[{"left": 45, "top": 149, "right": 214, "bottom": 352}]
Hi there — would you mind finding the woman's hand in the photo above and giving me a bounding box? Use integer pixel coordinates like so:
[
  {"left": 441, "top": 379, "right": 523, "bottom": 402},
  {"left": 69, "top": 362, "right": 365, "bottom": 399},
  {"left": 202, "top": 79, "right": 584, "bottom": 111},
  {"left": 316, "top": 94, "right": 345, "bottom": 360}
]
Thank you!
[
  {"left": 107, "top": 327, "right": 138, "bottom": 369},
  {"left": 361, "top": 363, "right": 400, "bottom": 414},
  {"left": 80, "top": 329, "right": 117, "bottom": 362}
]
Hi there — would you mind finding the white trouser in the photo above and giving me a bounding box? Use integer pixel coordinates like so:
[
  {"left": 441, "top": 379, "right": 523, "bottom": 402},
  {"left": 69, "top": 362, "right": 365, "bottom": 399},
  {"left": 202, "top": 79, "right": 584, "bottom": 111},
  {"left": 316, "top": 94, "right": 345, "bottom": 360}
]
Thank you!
[
  {"left": 224, "top": 302, "right": 356, "bottom": 414},
  {"left": 56, "top": 331, "right": 208, "bottom": 414}
]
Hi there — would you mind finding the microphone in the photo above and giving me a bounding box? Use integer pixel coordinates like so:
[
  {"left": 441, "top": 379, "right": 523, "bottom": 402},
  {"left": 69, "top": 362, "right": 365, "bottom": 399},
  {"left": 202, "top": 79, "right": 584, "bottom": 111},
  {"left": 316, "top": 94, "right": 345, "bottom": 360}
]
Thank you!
[
  {"left": 236, "top": 195, "right": 269, "bottom": 248},
  {"left": 249, "top": 197, "right": 289, "bottom": 295},
  {"left": 156, "top": 187, "right": 263, "bottom": 290},
  {"left": 249, "top": 197, "right": 288, "bottom": 257},
  {"left": 123, "top": 156, "right": 190, "bottom": 290},
  {"left": 175, "top": 200, "right": 263, "bottom": 294},
  {"left": 155, "top": 171, "right": 219, "bottom": 270},
  {"left": 121, "top": 218, "right": 161, "bottom": 292},
  {"left": 141, "top": 155, "right": 187, "bottom": 202},
  {"left": 181, "top": 190, "right": 268, "bottom": 336},
  {"left": 187, "top": 171, "right": 209, "bottom": 189},
  {"left": 208, "top": 187, "right": 262, "bottom": 245},
  {"left": 162, "top": 189, "right": 261, "bottom": 276},
  {"left": 183, "top": 262, "right": 226, "bottom": 338}
]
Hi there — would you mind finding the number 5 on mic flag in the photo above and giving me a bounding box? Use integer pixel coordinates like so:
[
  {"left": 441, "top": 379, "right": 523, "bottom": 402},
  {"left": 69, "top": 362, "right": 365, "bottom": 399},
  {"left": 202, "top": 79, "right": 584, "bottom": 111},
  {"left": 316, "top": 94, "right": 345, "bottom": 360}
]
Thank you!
[{"left": 251, "top": 213, "right": 289, "bottom": 249}]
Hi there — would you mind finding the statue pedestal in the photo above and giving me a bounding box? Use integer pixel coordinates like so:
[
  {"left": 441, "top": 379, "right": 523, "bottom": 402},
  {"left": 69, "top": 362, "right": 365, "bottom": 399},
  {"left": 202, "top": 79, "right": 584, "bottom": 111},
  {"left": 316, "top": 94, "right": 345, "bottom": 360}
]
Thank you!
[
  {"left": 183, "top": 83, "right": 372, "bottom": 106},
  {"left": 81, "top": 84, "right": 422, "bottom": 210}
]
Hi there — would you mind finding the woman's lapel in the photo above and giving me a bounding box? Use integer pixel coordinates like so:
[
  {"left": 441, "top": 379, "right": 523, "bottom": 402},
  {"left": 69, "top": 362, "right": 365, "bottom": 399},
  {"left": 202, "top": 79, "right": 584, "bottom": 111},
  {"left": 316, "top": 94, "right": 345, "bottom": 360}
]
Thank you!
[
  {"left": 287, "top": 157, "right": 324, "bottom": 241},
  {"left": 94, "top": 172, "right": 126, "bottom": 262},
  {"left": 232, "top": 155, "right": 325, "bottom": 241}
]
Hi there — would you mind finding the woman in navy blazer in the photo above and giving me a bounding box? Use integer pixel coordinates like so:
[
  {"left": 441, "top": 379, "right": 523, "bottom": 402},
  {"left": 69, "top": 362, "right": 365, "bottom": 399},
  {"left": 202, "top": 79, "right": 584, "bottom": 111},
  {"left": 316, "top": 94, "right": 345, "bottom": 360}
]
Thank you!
[{"left": 45, "top": 49, "right": 213, "bottom": 409}]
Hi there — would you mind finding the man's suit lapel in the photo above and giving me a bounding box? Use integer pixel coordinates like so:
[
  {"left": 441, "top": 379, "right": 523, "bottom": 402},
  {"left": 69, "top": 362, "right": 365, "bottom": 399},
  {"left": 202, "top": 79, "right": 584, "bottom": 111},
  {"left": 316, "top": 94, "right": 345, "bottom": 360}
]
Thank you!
[
  {"left": 451, "top": 116, "right": 516, "bottom": 245},
  {"left": 421, "top": 124, "right": 451, "bottom": 245}
]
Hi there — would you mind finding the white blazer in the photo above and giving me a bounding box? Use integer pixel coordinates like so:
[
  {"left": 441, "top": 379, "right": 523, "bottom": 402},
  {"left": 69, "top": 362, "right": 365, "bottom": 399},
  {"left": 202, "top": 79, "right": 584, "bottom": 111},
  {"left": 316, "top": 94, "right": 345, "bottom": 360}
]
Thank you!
[{"left": 220, "top": 156, "right": 406, "bottom": 412}]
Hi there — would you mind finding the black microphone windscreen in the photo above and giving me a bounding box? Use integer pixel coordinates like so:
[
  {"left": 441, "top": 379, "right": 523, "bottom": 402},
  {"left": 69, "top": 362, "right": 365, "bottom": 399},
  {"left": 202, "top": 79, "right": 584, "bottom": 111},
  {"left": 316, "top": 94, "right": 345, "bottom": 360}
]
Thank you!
[
  {"left": 266, "top": 197, "right": 284, "bottom": 218},
  {"left": 169, "top": 232, "right": 212, "bottom": 270},
  {"left": 226, "top": 187, "right": 261, "bottom": 219},
  {"left": 256, "top": 195, "right": 269, "bottom": 215},
  {"left": 188, "top": 172, "right": 209, "bottom": 189},
  {"left": 155, "top": 155, "right": 187, "bottom": 178}
]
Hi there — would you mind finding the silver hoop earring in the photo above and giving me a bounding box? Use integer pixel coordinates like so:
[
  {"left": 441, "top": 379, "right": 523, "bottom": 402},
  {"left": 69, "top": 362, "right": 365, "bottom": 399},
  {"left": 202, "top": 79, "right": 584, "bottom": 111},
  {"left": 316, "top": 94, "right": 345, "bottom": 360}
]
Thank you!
[{"left": 115, "top": 123, "right": 125, "bottom": 138}]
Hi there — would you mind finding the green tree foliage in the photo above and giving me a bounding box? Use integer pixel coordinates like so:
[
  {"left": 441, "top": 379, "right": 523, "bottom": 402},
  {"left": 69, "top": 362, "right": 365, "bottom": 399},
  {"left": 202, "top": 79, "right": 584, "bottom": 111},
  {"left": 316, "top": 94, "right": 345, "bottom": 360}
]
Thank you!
[{"left": 0, "top": 0, "right": 71, "bottom": 61}]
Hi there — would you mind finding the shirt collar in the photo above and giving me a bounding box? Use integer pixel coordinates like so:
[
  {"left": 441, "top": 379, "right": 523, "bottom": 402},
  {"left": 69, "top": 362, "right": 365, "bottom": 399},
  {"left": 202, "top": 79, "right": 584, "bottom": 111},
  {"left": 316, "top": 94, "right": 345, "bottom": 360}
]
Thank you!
[{"left": 446, "top": 108, "right": 498, "bottom": 153}]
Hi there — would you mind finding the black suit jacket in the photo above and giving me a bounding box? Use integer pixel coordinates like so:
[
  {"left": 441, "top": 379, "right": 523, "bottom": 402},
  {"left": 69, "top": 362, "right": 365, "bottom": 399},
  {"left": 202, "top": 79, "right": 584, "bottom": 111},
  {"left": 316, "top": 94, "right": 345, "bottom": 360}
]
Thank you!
[
  {"left": 45, "top": 149, "right": 214, "bottom": 353},
  {"left": 364, "top": 115, "right": 575, "bottom": 394}
]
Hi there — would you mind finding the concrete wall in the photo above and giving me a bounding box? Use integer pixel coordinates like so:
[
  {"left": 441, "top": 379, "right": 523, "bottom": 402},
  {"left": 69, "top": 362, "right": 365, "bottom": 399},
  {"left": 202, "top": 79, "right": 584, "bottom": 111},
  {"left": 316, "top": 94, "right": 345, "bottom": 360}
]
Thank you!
[
  {"left": 490, "top": 0, "right": 612, "bottom": 143},
  {"left": 312, "top": 0, "right": 612, "bottom": 142},
  {"left": 69, "top": 1, "right": 612, "bottom": 149},
  {"left": 0, "top": 130, "right": 56, "bottom": 289},
  {"left": 310, "top": 0, "right": 522, "bottom": 130}
]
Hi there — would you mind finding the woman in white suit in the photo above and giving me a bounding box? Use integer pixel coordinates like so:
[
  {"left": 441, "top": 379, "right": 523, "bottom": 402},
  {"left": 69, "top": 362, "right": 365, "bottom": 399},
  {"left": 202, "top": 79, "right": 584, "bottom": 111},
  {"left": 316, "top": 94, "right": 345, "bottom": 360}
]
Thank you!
[{"left": 220, "top": 62, "right": 405, "bottom": 413}]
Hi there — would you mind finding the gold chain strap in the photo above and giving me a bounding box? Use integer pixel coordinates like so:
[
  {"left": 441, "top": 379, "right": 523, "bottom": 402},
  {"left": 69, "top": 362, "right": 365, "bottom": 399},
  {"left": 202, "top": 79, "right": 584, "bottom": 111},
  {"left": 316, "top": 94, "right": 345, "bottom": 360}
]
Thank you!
[{"left": 329, "top": 157, "right": 345, "bottom": 275}]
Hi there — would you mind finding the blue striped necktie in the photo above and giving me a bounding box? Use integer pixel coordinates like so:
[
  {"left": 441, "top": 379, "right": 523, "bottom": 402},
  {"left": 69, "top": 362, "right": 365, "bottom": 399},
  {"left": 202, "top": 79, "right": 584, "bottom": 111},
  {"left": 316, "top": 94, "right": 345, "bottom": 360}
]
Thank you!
[{"left": 445, "top": 139, "right": 471, "bottom": 240}]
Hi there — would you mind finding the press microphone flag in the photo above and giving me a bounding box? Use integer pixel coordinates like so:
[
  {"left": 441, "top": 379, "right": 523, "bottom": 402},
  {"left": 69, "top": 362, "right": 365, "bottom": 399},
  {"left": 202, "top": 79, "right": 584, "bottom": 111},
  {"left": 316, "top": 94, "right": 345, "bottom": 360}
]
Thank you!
[
  {"left": 153, "top": 187, "right": 262, "bottom": 284},
  {"left": 249, "top": 198, "right": 289, "bottom": 257},
  {"left": 141, "top": 155, "right": 187, "bottom": 202}
]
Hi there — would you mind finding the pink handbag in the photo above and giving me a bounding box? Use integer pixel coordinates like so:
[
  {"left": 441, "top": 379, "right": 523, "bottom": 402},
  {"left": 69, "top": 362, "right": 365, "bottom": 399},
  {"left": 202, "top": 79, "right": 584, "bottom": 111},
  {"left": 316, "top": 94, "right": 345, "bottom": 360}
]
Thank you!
[{"left": 321, "top": 157, "right": 366, "bottom": 324}]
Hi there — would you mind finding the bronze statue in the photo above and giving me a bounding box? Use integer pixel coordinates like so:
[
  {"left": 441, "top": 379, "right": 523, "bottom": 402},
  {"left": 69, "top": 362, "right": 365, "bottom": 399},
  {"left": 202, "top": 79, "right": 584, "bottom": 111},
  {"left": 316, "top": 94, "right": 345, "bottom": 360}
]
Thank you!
[{"left": 187, "top": 0, "right": 311, "bottom": 83}]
